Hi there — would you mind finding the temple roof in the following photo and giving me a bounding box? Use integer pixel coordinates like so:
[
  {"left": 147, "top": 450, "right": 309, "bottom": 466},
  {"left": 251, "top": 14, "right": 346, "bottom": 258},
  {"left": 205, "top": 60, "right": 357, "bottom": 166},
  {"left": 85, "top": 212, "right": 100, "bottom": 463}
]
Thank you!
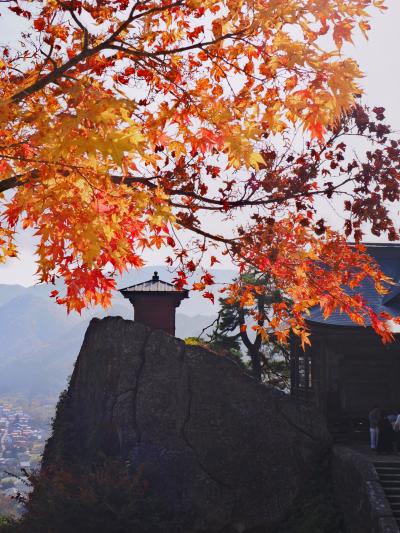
[
  {"left": 307, "top": 243, "right": 400, "bottom": 327},
  {"left": 120, "top": 271, "right": 189, "bottom": 295}
]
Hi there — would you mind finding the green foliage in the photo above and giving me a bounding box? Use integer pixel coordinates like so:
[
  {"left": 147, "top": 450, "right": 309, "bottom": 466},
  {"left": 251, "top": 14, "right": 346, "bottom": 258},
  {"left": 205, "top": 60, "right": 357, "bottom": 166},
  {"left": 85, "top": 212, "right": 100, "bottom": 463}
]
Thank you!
[
  {"left": 0, "top": 490, "right": 21, "bottom": 530},
  {"left": 184, "top": 336, "right": 206, "bottom": 346},
  {"left": 0, "top": 515, "right": 18, "bottom": 532},
  {"left": 207, "top": 302, "right": 243, "bottom": 355}
]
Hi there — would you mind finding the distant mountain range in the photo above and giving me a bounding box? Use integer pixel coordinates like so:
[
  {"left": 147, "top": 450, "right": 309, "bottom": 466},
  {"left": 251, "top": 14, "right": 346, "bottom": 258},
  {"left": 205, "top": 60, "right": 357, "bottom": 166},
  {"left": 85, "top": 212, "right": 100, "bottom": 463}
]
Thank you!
[{"left": 0, "top": 267, "right": 236, "bottom": 399}]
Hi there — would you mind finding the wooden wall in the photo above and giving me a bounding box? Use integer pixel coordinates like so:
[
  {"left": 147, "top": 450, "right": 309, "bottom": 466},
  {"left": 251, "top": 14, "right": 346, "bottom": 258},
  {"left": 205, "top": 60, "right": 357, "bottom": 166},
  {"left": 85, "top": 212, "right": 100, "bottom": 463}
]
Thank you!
[{"left": 291, "top": 326, "right": 400, "bottom": 420}]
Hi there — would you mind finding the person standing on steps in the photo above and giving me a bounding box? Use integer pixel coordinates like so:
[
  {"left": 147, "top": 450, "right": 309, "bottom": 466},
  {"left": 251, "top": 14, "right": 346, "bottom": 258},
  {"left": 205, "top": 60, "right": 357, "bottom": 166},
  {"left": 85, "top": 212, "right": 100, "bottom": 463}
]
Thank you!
[
  {"left": 369, "top": 405, "right": 381, "bottom": 451},
  {"left": 377, "top": 412, "right": 395, "bottom": 454}
]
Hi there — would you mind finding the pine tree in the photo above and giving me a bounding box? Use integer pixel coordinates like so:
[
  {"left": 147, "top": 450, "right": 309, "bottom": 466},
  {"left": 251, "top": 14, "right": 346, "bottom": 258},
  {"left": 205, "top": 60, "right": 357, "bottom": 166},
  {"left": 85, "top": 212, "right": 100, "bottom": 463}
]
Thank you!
[{"left": 207, "top": 271, "right": 290, "bottom": 387}]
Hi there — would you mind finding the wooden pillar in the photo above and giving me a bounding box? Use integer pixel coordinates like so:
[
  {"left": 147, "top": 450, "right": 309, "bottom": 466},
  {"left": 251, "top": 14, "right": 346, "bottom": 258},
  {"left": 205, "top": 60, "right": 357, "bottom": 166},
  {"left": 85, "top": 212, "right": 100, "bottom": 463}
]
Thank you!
[
  {"left": 290, "top": 336, "right": 299, "bottom": 400},
  {"left": 304, "top": 350, "right": 310, "bottom": 400}
]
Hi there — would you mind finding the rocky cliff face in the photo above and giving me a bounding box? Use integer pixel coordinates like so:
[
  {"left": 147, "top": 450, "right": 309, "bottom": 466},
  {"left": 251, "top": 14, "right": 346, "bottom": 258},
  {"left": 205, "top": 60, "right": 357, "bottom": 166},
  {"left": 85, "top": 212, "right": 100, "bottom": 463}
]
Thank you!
[{"left": 42, "top": 317, "right": 331, "bottom": 532}]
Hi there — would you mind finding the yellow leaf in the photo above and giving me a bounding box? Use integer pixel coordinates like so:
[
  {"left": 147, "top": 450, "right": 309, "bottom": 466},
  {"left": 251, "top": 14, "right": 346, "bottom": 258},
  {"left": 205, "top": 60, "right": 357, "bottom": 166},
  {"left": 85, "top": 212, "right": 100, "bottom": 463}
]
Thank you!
[
  {"left": 249, "top": 152, "right": 266, "bottom": 170},
  {"left": 169, "top": 141, "right": 186, "bottom": 159}
]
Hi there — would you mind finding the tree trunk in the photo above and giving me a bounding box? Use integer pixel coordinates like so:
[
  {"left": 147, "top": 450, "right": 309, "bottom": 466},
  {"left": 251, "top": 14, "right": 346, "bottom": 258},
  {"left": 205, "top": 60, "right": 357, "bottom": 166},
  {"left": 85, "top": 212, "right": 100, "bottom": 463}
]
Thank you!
[
  {"left": 248, "top": 348, "right": 262, "bottom": 381},
  {"left": 238, "top": 307, "right": 263, "bottom": 381}
]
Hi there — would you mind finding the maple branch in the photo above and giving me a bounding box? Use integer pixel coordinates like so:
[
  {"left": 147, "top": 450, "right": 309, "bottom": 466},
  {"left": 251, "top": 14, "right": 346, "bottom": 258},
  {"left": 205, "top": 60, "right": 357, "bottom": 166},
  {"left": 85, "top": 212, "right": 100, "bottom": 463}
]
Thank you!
[
  {"left": 10, "top": 50, "right": 90, "bottom": 104},
  {"left": 112, "top": 172, "right": 358, "bottom": 210},
  {"left": 8, "top": 0, "right": 183, "bottom": 104},
  {"left": 0, "top": 174, "right": 26, "bottom": 193},
  {"left": 204, "top": 47, "right": 266, "bottom": 84},
  {"left": 109, "top": 29, "right": 247, "bottom": 59},
  {"left": 170, "top": 182, "right": 357, "bottom": 209},
  {"left": 111, "top": 175, "right": 158, "bottom": 188},
  {"left": 39, "top": 44, "right": 57, "bottom": 74},
  {"left": 153, "top": 29, "right": 248, "bottom": 56},
  {"left": 176, "top": 217, "right": 238, "bottom": 245},
  {"left": 134, "top": 55, "right": 202, "bottom": 110},
  {"left": 67, "top": 8, "right": 89, "bottom": 51},
  {"left": 124, "top": 0, "right": 183, "bottom": 26}
]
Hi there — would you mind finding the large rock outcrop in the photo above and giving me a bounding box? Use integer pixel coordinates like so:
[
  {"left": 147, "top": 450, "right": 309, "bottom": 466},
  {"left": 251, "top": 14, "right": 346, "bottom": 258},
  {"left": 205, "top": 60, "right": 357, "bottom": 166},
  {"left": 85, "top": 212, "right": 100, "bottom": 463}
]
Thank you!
[{"left": 42, "top": 317, "right": 331, "bottom": 532}]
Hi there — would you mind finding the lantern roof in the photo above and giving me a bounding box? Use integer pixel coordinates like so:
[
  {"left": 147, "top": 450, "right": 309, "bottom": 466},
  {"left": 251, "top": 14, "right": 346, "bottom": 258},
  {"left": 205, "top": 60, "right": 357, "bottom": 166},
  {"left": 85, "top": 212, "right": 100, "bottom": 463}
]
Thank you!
[{"left": 119, "top": 271, "right": 189, "bottom": 296}]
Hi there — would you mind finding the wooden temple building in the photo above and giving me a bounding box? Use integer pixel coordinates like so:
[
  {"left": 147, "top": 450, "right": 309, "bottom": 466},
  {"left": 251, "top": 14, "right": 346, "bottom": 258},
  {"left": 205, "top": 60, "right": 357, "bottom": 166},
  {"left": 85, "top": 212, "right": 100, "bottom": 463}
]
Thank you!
[
  {"left": 290, "top": 244, "right": 400, "bottom": 425},
  {"left": 120, "top": 271, "right": 189, "bottom": 336}
]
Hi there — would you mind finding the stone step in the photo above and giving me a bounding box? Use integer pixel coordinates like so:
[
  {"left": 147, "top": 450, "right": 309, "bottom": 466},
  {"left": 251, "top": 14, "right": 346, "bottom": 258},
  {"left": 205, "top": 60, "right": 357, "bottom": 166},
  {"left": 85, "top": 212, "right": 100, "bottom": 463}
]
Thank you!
[
  {"left": 374, "top": 462, "right": 400, "bottom": 469},
  {"left": 378, "top": 472, "right": 400, "bottom": 478},
  {"left": 375, "top": 462, "right": 400, "bottom": 528},
  {"left": 383, "top": 487, "right": 400, "bottom": 495},
  {"left": 388, "top": 502, "right": 400, "bottom": 509}
]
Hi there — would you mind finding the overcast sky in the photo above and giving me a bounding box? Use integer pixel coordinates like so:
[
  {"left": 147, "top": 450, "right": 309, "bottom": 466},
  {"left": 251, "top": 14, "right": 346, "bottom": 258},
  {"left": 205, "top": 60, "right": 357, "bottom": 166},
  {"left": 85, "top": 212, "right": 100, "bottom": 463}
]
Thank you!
[{"left": 1, "top": 1, "right": 400, "bottom": 286}]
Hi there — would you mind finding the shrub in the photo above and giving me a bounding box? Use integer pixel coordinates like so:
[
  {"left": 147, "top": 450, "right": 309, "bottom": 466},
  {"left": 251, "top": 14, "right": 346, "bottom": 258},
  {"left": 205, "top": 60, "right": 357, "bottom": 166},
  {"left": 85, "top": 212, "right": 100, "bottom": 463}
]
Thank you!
[{"left": 9, "top": 458, "right": 180, "bottom": 533}]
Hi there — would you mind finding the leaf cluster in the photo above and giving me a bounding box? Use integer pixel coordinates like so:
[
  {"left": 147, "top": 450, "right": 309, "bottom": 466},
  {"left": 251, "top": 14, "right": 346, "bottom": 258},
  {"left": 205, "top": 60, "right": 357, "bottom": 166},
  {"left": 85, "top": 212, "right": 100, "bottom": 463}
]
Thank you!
[{"left": 0, "top": 0, "right": 399, "bottom": 343}]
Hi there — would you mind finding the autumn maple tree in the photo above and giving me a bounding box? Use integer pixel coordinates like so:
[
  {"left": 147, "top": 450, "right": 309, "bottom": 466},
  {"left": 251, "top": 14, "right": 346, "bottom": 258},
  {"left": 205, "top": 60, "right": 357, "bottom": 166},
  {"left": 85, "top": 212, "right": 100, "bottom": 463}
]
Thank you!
[{"left": 1, "top": 0, "right": 399, "bottom": 344}]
